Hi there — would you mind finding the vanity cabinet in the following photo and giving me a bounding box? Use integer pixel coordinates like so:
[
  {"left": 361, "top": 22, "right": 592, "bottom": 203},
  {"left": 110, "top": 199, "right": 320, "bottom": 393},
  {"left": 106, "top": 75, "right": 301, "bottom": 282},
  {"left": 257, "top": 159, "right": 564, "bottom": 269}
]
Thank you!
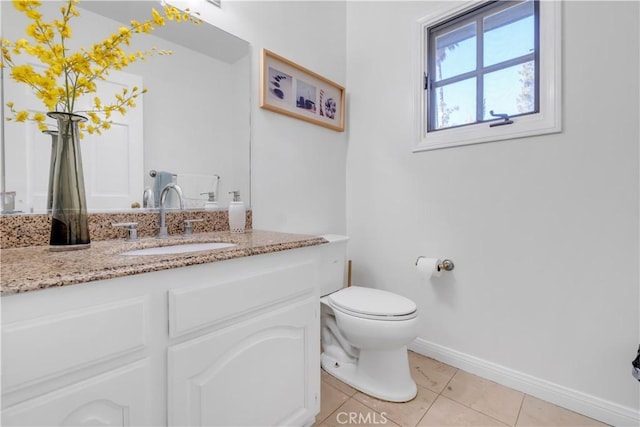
[
  {"left": 1, "top": 287, "right": 155, "bottom": 426},
  {"left": 1, "top": 245, "right": 322, "bottom": 426}
]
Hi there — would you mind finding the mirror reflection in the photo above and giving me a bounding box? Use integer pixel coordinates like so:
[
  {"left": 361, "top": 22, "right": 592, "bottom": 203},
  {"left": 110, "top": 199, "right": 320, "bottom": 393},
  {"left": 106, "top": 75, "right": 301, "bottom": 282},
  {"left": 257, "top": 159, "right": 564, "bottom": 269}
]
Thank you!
[{"left": 1, "top": 0, "right": 251, "bottom": 213}]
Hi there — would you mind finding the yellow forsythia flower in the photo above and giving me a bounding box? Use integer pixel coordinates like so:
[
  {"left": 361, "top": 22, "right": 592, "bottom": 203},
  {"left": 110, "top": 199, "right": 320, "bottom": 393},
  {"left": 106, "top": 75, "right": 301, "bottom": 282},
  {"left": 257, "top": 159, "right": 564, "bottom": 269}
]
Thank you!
[
  {"left": 14, "top": 110, "right": 29, "bottom": 121},
  {"left": 1, "top": 0, "right": 200, "bottom": 134}
]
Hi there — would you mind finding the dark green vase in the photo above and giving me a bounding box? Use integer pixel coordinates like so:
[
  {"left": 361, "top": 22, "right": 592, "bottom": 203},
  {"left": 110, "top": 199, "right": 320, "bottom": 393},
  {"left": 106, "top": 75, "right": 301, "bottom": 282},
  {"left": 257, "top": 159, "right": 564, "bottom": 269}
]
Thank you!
[{"left": 48, "top": 112, "right": 91, "bottom": 250}]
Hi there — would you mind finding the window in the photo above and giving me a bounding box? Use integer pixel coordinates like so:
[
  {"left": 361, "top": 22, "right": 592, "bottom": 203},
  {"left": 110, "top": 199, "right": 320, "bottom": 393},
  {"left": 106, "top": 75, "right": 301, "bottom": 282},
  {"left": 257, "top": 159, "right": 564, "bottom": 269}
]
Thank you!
[
  {"left": 427, "top": 1, "right": 538, "bottom": 131},
  {"left": 415, "top": 0, "right": 561, "bottom": 152}
]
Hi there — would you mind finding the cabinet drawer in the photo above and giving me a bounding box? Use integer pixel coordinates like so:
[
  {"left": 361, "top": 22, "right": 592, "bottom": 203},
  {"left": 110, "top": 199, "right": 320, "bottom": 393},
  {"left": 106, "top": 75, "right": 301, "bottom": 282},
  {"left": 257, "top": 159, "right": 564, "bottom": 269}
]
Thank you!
[
  {"left": 168, "top": 261, "right": 316, "bottom": 337},
  {"left": 2, "top": 297, "right": 147, "bottom": 392}
]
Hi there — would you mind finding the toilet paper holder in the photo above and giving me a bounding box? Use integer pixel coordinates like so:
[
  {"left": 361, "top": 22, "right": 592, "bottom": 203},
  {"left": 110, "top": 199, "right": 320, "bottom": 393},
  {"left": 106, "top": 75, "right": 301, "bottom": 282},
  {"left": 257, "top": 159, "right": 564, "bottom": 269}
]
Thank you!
[{"left": 415, "top": 257, "right": 455, "bottom": 272}]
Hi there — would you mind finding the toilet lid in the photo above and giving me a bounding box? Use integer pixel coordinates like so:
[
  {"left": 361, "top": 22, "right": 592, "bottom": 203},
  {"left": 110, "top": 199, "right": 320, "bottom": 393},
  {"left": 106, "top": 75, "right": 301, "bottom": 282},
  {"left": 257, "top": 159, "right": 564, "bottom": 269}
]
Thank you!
[{"left": 328, "top": 286, "right": 417, "bottom": 318}]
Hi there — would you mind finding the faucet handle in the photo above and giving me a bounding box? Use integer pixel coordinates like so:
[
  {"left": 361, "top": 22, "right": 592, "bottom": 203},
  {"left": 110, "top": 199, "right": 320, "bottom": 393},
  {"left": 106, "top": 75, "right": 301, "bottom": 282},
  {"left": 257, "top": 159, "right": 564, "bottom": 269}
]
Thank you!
[
  {"left": 183, "top": 218, "right": 204, "bottom": 236},
  {"left": 112, "top": 222, "right": 139, "bottom": 241},
  {"left": 143, "top": 187, "right": 155, "bottom": 208}
]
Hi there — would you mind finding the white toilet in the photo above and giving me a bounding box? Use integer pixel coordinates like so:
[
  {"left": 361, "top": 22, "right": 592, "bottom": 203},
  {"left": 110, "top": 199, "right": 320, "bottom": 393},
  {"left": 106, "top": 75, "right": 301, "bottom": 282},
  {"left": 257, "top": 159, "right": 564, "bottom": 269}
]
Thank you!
[{"left": 319, "top": 235, "right": 419, "bottom": 402}]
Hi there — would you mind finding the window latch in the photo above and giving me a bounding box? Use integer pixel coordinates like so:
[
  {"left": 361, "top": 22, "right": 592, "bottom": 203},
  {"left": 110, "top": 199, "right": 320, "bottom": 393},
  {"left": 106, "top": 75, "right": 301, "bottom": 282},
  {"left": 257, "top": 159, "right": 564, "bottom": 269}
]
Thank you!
[{"left": 489, "top": 110, "right": 514, "bottom": 127}]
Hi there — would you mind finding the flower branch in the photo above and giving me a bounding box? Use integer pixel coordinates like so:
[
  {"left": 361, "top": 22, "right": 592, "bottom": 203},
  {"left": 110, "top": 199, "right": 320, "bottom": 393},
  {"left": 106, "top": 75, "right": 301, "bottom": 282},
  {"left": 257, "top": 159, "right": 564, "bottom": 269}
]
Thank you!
[{"left": 1, "top": 0, "right": 200, "bottom": 135}]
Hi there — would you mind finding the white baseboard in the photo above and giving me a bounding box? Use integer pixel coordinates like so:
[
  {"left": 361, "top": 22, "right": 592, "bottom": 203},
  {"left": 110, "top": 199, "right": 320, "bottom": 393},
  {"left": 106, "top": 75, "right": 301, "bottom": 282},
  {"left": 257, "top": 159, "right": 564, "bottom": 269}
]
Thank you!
[{"left": 409, "top": 338, "right": 639, "bottom": 427}]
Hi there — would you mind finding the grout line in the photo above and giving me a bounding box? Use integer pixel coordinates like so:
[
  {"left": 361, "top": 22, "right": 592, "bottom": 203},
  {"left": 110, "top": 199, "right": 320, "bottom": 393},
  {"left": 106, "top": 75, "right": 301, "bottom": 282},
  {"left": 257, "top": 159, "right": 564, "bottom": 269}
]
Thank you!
[
  {"left": 412, "top": 387, "right": 439, "bottom": 427},
  {"left": 317, "top": 379, "right": 351, "bottom": 425},
  {"left": 349, "top": 396, "right": 388, "bottom": 425},
  {"left": 438, "top": 389, "right": 510, "bottom": 426},
  {"left": 326, "top": 376, "right": 438, "bottom": 427},
  {"left": 321, "top": 378, "right": 348, "bottom": 396},
  {"left": 324, "top": 397, "right": 362, "bottom": 426},
  {"left": 434, "top": 394, "right": 513, "bottom": 427},
  {"left": 514, "top": 393, "right": 527, "bottom": 427},
  {"left": 334, "top": 383, "right": 407, "bottom": 427},
  {"left": 322, "top": 397, "right": 378, "bottom": 424},
  {"left": 440, "top": 367, "right": 459, "bottom": 394},
  {"left": 434, "top": 370, "right": 518, "bottom": 427}
]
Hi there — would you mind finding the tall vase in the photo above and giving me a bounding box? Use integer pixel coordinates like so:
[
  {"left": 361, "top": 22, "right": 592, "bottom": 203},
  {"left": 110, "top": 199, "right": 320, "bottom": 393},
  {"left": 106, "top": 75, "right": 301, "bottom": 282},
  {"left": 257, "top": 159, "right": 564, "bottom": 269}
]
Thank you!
[
  {"left": 47, "top": 112, "right": 91, "bottom": 251},
  {"left": 42, "top": 129, "right": 58, "bottom": 213}
]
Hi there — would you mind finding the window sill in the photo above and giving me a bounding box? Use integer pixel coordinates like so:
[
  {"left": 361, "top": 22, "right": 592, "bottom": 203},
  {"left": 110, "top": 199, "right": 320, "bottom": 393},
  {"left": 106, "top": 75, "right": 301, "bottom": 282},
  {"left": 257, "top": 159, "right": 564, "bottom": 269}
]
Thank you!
[{"left": 413, "top": 110, "right": 561, "bottom": 153}]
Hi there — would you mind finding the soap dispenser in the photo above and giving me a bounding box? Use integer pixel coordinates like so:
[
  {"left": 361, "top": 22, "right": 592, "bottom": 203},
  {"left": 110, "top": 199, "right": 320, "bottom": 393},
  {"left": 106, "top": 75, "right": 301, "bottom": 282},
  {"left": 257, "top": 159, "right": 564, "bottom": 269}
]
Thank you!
[
  {"left": 228, "top": 190, "right": 246, "bottom": 233},
  {"left": 201, "top": 191, "right": 218, "bottom": 210}
]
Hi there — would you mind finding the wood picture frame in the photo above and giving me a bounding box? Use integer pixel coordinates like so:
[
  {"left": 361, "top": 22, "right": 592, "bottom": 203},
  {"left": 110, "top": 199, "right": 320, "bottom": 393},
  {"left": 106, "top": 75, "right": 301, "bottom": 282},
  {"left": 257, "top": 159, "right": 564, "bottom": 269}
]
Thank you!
[{"left": 260, "top": 49, "right": 345, "bottom": 132}]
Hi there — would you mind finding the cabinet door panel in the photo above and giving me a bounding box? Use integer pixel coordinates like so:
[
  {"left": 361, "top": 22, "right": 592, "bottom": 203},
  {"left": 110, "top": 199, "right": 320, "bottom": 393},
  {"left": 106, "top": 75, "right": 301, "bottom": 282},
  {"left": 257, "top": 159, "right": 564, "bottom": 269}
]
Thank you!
[
  {"left": 2, "top": 359, "right": 151, "bottom": 426},
  {"left": 2, "top": 297, "right": 147, "bottom": 391},
  {"left": 169, "top": 299, "right": 319, "bottom": 426}
]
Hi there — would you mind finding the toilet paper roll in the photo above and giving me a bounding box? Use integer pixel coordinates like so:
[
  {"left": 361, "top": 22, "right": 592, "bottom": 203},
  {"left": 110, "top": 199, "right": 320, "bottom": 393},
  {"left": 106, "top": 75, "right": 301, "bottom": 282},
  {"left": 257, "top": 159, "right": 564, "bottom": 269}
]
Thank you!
[{"left": 416, "top": 257, "right": 443, "bottom": 278}]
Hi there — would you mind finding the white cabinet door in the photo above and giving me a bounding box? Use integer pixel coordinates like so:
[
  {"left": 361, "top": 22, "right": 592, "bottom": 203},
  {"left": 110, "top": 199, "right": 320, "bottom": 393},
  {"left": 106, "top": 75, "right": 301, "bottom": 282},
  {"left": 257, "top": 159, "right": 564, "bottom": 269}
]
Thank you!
[
  {"left": 168, "top": 297, "right": 320, "bottom": 427},
  {"left": 2, "top": 359, "right": 151, "bottom": 426},
  {"left": 2, "top": 279, "right": 156, "bottom": 427}
]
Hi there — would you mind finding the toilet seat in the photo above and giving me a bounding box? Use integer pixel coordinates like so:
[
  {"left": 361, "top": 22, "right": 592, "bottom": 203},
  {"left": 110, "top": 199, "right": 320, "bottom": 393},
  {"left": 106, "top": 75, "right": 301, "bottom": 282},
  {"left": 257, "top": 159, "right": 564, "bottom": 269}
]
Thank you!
[{"left": 327, "top": 286, "right": 417, "bottom": 321}]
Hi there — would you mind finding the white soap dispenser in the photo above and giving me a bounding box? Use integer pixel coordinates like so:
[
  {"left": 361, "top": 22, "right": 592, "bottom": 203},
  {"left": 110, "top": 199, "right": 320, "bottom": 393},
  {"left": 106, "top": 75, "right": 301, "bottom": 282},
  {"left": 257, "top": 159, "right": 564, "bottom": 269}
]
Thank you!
[
  {"left": 228, "top": 190, "right": 246, "bottom": 233},
  {"left": 201, "top": 191, "right": 218, "bottom": 210}
]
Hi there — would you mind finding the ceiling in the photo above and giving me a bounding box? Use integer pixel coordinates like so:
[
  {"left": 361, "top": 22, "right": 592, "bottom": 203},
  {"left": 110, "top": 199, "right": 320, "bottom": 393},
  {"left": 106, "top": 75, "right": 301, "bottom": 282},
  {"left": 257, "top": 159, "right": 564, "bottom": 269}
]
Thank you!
[{"left": 79, "top": 0, "right": 249, "bottom": 64}]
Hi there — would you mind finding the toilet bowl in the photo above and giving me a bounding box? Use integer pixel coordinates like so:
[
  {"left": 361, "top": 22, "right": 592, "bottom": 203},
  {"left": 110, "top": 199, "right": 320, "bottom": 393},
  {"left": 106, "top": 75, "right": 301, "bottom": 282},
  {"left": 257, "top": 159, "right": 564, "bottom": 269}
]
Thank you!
[{"left": 318, "top": 235, "right": 419, "bottom": 402}]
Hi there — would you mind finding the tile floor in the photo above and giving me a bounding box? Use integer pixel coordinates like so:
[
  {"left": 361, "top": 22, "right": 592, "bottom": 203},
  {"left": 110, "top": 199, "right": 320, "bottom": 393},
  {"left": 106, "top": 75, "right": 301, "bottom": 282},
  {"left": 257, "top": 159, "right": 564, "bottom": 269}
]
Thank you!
[{"left": 314, "top": 351, "right": 609, "bottom": 427}]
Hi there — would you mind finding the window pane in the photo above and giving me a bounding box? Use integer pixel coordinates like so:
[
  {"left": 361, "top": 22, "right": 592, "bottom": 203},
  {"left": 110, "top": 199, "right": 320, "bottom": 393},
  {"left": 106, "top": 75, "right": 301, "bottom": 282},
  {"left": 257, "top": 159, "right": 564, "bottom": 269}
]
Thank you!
[
  {"left": 483, "top": 61, "right": 536, "bottom": 120},
  {"left": 433, "top": 78, "right": 476, "bottom": 129},
  {"left": 434, "top": 22, "right": 476, "bottom": 81},
  {"left": 483, "top": 1, "right": 535, "bottom": 67}
]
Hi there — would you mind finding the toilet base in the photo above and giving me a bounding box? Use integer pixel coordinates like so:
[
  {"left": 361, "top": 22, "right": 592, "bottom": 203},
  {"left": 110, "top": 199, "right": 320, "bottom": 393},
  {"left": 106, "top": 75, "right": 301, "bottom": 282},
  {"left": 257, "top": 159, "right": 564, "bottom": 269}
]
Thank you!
[{"left": 321, "top": 346, "right": 417, "bottom": 402}]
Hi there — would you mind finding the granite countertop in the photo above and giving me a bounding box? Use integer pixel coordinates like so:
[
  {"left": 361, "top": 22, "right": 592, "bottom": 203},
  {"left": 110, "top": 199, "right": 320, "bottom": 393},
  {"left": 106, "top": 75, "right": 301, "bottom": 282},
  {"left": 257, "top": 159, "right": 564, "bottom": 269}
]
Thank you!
[{"left": 0, "top": 230, "right": 327, "bottom": 295}]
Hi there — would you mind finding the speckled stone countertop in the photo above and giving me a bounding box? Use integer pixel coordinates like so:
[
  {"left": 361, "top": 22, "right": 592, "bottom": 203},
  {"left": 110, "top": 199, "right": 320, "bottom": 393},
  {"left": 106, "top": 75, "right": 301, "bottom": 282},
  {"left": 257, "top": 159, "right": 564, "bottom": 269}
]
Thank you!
[{"left": 0, "top": 230, "right": 327, "bottom": 295}]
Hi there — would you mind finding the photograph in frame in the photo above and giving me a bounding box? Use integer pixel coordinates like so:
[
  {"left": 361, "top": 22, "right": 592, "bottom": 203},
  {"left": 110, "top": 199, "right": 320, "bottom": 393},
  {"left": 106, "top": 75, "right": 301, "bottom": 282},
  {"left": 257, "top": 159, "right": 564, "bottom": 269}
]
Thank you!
[{"left": 260, "top": 49, "right": 345, "bottom": 132}]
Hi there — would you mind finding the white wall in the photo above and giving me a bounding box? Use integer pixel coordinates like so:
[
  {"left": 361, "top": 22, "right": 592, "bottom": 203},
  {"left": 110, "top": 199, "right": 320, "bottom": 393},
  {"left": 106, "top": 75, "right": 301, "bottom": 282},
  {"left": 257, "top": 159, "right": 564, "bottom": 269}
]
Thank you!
[
  {"left": 181, "top": 0, "right": 348, "bottom": 235},
  {"left": 346, "top": 1, "right": 639, "bottom": 425}
]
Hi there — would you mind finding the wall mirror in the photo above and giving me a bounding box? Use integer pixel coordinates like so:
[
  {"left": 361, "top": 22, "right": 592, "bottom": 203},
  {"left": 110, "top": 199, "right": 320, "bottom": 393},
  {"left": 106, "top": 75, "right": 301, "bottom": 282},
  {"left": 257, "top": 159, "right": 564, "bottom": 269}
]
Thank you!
[{"left": 1, "top": 0, "right": 251, "bottom": 214}]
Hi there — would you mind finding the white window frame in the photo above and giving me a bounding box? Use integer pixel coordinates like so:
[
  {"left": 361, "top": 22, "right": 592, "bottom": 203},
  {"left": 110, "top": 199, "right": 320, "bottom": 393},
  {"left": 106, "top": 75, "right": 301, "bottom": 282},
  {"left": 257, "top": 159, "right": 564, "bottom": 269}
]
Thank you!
[{"left": 414, "top": 0, "right": 562, "bottom": 153}]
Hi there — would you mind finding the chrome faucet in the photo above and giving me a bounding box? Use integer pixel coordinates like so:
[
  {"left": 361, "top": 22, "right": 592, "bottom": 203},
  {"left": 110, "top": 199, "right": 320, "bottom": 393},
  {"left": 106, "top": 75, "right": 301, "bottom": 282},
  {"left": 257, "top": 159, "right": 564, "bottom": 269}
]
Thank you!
[{"left": 157, "top": 183, "right": 184, "bottom": 238}]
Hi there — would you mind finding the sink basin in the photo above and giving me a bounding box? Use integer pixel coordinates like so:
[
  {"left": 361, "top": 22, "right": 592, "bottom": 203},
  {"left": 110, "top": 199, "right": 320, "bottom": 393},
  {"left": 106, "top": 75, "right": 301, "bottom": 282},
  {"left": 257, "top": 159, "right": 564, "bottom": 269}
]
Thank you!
[{"left": 121, "top": 242, "right": 237, "bottom": 256}]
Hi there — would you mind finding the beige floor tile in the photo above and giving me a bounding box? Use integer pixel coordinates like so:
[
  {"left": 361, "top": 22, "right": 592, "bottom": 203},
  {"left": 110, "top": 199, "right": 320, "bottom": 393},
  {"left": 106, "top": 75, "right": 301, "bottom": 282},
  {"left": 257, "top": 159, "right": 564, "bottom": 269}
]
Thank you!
[
  {"left": 353, "top": 385, "right": 438, "bottom": 427},
  {"left": 320, "top": 398, "right": 402, "bottom": 427},
  {"left": 316, "top": 381, "right": 350, "bottom": 425},
  {"left": 408, "top": 351, "right": 458, "bottom": 393},
  {"left": 516, "top": 395, "right": 609, "bottom": 427},
  {"left": 322, "top": 368, "right": 358, "bottom": 397},
  {"left": 442, "top": 370, "right": 524, "bottom": 426},
  {"left": 417, "top": 395, "right": 509, "bottom": 427}
]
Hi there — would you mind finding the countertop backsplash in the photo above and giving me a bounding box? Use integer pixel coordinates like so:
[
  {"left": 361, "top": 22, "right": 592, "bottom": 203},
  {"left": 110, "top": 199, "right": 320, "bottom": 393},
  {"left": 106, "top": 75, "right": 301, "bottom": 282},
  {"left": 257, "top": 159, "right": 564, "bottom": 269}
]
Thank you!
[{"left": 0, "top": 209, "right": 252, "bottom": 249}]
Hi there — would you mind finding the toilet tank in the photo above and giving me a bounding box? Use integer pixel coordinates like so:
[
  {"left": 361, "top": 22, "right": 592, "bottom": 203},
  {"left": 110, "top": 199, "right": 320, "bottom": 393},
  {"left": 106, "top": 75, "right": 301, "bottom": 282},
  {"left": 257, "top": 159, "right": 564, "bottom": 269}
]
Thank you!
[{"left": 318, "top": 235, "right": 349, "bottom": 296}]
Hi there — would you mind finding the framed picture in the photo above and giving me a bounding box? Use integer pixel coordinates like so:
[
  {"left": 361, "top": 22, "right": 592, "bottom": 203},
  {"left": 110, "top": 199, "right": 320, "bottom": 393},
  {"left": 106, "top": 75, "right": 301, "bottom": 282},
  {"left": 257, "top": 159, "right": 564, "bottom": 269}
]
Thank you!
[{"left": 260, "top": 49, "right": 345, "bottom": 132}]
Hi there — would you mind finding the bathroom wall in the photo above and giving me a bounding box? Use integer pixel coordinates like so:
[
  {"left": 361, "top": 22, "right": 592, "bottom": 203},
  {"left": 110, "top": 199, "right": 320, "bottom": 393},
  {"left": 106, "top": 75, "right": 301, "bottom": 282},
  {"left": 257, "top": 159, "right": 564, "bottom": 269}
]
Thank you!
[
  {"left": 184, "top": 0, "right": 348, "bottom": 235},
  {"left": 345, "top": 1, "right": 639, "bottom": 425}
]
